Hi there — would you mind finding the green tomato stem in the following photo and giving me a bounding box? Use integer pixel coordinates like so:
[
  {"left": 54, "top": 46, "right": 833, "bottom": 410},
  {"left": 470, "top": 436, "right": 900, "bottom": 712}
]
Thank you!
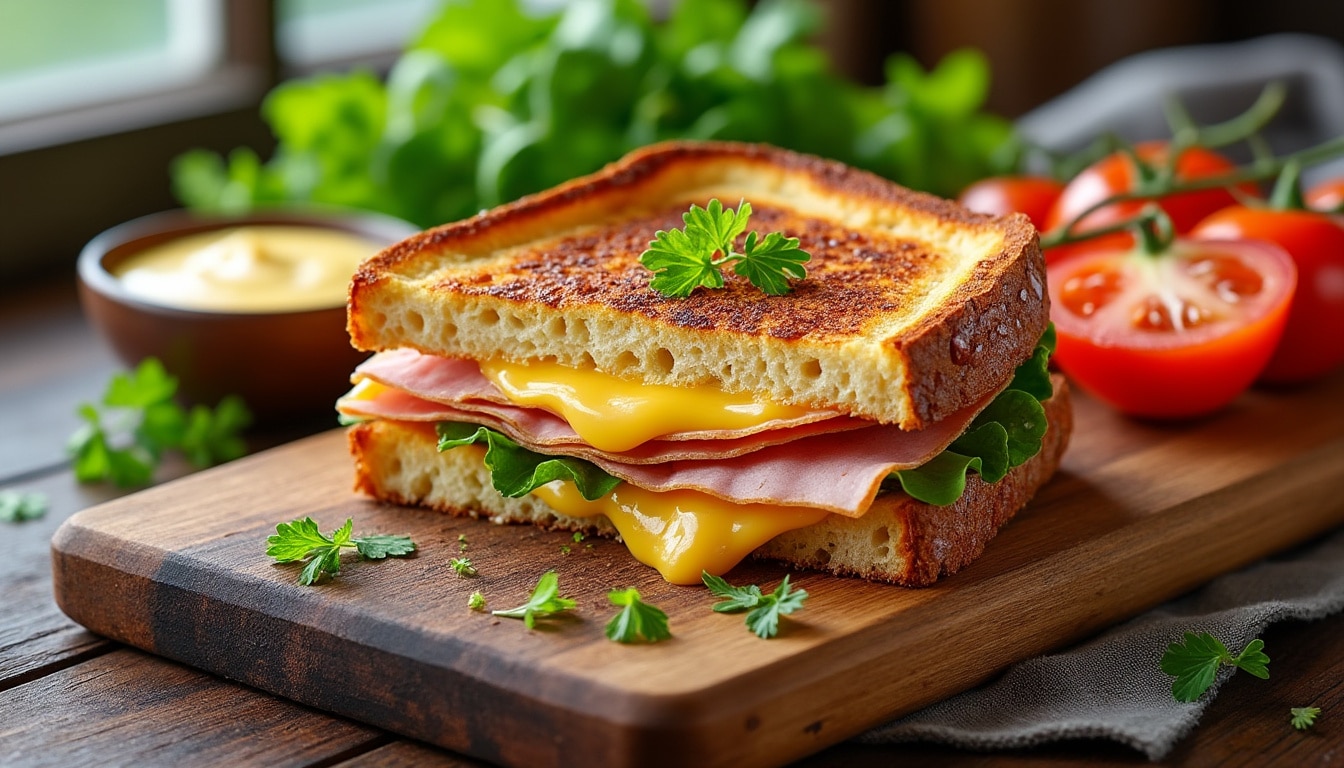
[{"left": 1268, "top": 159, "right": 1306, "bottom": 211}]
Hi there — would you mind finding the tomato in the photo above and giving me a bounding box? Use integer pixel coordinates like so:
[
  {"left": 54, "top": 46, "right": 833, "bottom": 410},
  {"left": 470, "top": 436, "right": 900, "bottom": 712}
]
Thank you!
[
  {"left": 1043, "top": 142, "right": 1257, "bottom": 263},
  {"left": 958, "top": 176, "right": 1064, "bottom": 231},
  {"left": 1048, "top": 238, "right": 1296, "bottom": 418},
  {"left": 1304, "top": 178, "right": 1344, "bottom": 211},
  {"left": 1191, "top": 207, "right": 1344, "bottom": 383}
]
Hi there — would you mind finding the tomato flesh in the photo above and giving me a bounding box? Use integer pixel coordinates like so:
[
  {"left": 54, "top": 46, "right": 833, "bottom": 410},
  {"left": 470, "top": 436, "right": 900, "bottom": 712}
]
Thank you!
[
  {"left": 1048, "top": 238, "right": 1296, "bottom": 418},
  {"left": 1192, "top": 206, "right": 1344, "bottom": 383}
]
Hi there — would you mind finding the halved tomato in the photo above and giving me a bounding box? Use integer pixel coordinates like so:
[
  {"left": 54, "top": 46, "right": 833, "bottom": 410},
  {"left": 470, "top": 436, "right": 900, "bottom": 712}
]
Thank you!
[{"left": 1048, "top": 238, "right": 1296, "bottom": 418}]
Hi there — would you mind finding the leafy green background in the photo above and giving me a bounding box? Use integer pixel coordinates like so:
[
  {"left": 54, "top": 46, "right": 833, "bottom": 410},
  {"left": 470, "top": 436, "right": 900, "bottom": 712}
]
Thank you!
[{"left": 173, "top": 0, "right": 1015, "bottom": 227}]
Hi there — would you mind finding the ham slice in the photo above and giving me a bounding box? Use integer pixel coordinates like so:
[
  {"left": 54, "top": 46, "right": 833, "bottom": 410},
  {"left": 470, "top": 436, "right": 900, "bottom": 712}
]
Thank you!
[
  {"left": 343, "top": 349, "right": 991, "bottom": 516},
  {"left": 338, "top": 384, "right": 873, "bottom": 463},
  {"left": 353, "top": 349, "right": 860, "bottom": 444}
]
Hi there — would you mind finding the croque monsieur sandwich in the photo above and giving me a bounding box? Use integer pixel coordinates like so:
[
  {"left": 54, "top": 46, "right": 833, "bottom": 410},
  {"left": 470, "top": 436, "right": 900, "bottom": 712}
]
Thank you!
[{"left": 337, "top": 141, "right": 1072, "bottom": 586}]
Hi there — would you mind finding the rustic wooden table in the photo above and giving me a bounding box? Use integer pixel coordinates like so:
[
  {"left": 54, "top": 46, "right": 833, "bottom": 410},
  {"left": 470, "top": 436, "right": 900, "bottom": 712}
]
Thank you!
[{"left": 1, "top": 277, "right": 1340, "bottom": 767}]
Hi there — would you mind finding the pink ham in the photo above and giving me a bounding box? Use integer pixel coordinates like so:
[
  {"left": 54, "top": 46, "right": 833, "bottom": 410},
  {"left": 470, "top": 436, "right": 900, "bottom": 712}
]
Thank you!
[
  {"left": 338, "top": 384, "right": 873, "bottom": 463},
  {"left": 353, "top": 349, "right": 859, "bottom": 444},
  {"left": 341, "top": 349, "right": 994, "bottom": 516}
]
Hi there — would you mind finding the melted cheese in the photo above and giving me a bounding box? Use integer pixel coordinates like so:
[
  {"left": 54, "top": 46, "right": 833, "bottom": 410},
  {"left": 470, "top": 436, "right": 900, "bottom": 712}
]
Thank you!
[
  {"left": 532, "top": 480, "right": 829, "bottom": 584},
  {"left": 478, "top": 358, "right": 824, "bottom": 452}
]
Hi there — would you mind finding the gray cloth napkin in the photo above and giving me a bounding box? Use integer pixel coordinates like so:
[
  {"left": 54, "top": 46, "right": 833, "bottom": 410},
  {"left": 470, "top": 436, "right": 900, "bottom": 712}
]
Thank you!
[{"left": 859, "top": 525, "right": 1344, "bottom": 760}]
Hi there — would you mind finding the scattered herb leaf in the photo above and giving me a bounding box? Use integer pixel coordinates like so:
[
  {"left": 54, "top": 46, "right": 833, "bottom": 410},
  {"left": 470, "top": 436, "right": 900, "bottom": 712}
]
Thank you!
[
  {"left": 450, "top": 556, "right": 478, "bottom": 577},
  {"left": 572, "top": 531, "right": 585, "bottom": 543},
  {"left": 605, "top": 588, "right": 671, "bottom": 644},
  {"left": 560, "top": 545, "right": 571, "bottom": 556},
  {"left": 0, "top": 490, "right": 47, "bottom": 523},
  {"left": 68, "top": 358, "right": 251, "bottom": 487},
  {"left": 640, "top": 198, "right": 809, "bottom": 297},
  {"left": 1160, "top": 632, "right": 1270, "bottom": 702},
  {"left": 1290, "top": 706, "right": 1321, "bottom": 731},
  {"left": 266, "top": 517, "right": 415, "bottom": 586},
  {"left": 702, "top": 571, "right": 808, "bottom": 638},
  {"left": 458, "top": 533, "right": 468, "bottom": 551},
  {"left": 468, "top": 591, "right": 486, "bottom": 611},
  {"left": 492, "top": 570, "right": 576, "bottom": 629}
]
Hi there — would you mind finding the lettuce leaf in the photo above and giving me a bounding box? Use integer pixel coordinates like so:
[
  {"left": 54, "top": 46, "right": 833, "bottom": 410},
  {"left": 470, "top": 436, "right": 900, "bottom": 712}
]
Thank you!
[
  {"left": 893, "top": 327, "right": 1054, "bottom": 506},
  {"left": 436, "top": 423, "right": 621, "bottom": 500}
]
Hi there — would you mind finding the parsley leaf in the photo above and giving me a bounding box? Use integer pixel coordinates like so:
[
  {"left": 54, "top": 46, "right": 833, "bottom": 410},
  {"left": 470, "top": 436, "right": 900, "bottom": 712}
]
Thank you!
[
  {"left": 640, "top": 198, "right": 810, "bottom": 297},
  {"left": 0, "top": 490, "right": 47, "bottom": 523},
  {"left": 1290, "top": 706, "right": 1321, "bottom": 730},
  {"left": 606, "top": 588, "right": 671, "bottom": 644},
  {"left": 468, "top": 591, "right": 486, "bottom": 611},
  {"left": 266, "top": 516, "right": 415, "bottom": 586},
  {"left": 449, "top": 556, "right": 478, "bottom": 577},
  {"left": 1159, "top": 632, "right": 1270, "bottom": 702},
  {"left": 68, "top": 359, "right": 252, "bottom": 487},
  {"left": 492, "top": 570, "right": 576, "bottom": 629},
  {"left": 702, "top": 571, "right": 808, "bottom": 638}
]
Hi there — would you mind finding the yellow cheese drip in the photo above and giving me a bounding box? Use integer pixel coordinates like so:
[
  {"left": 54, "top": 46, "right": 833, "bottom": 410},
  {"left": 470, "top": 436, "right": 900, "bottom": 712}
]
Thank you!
[
  {"left": 478, "top": 359, "right": 824, "bottom": 452},
  {"left": 532, "top": 481, "right": 829, "bottom": 584}
]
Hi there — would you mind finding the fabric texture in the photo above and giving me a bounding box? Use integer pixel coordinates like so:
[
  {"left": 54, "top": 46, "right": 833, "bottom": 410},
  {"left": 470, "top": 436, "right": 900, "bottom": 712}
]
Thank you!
[{"left": 859, "top": 526, "right": 1344, "bottom": 760}]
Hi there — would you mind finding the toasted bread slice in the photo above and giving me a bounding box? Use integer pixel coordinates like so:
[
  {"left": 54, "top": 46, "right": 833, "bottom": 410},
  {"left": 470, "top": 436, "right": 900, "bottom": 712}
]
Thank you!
[
  {"left": 349, "top": 141, "right": 1046, "bottom": 431},
  {"left": 347, "top": 378, "right": 1070, "bottom": 586}
]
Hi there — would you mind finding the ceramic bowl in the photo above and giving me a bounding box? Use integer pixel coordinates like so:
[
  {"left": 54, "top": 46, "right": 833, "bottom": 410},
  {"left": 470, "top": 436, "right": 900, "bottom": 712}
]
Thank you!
[{"left": 77, "top": 208, "right": 420, "bottom": 424}]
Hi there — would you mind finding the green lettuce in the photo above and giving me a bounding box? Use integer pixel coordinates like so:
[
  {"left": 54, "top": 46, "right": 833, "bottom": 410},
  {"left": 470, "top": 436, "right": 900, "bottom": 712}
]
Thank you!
[
  {"left": 893, "top": 327, "right": 1055, "bottom": 505},
  {"left": 436, "top": 423, "right": 621, "bottom": 500}
]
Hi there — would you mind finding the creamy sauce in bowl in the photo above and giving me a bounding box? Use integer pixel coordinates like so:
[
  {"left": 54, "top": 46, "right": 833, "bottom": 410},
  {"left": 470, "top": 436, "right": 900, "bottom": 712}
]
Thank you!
[{"left": 114, "top": 225, "right": 382, "bottom": 312}]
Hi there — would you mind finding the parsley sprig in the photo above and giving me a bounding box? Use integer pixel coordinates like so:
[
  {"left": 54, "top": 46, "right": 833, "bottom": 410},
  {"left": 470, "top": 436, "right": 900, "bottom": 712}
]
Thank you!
[
  {"left": 68, "top": 358, "right": 251, "bottom": 487},
  {"left": 702, "top": 571, "right": 808, "bottom": 639},
  {"left": 1290, "top": 706, "right": 1321, "bottom": 731},
  {"left": 0, "top": 490, "right": 47, "bottom": 523},
  {"left": 492, "top": 571, "right": 576, "bottom": 629},
  {"left": 449, "top": 556, "right": 478, "bottom": 577},
  {"left": 640, "top": 199, "right": 810, "bottom": 297},
  {"left": 266, "top": 516, "right": 415, "bottom": 586},
  {"left": 1159, "top": 631, "right": 1270, "bottom": 702},
  {"left": 605, "top": 588, "right": 671, "bottom": 644}
]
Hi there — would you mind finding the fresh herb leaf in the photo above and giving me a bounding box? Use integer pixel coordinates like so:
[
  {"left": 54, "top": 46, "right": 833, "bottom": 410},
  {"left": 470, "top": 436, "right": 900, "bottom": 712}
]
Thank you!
[
  {"left": 560, "top": 545, "right": 571, "bottom": 556},
  {"left": 1290, "top": 706, "right": 1321, "bottom": 730},
  {"left": 69, "top": 359, "right": 252, "bottom": 487},
  {"left": 436, "top": 422, "right": 621, "bottom": 500},
  {"left": 0, "top": 490, "right": 47, "bottom": 523},
  {"left": 1160, "top": 632, "right": 1270, "bottom": 702},
  {"left": 492, "top": 570, "right": 576, "bottom": 629},
  {"left": 266, "top": 516, "right": 415, "bottom": 586},
  {"left": 458, "top": 533, "right": 469, "bottom": 551},
  {"left": 449, "top": 556, "right": 478, "bottom": 577},
  {"left": 468, "top": 591, "right": 487, "bottom": 611},
  {"left": 640, "top": 198, "right": 810, "bottom": 297},
  {"left": 572, "top": 531, "right": 585, "bottom": 543},
  {"left": 702, "top": 571, "right": 808, "bottom": 638},
  {"left": 354, "top": 534, "right": 417, "bottom": 559},
  {"left": 605, "top": 587, "right": 671, "bottom": 644}
]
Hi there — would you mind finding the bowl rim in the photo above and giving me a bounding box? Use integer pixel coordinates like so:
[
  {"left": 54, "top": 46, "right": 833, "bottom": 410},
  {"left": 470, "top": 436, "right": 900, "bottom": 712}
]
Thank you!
[{"left": 77, "top": 206, "right": 420, "bottom": 318}]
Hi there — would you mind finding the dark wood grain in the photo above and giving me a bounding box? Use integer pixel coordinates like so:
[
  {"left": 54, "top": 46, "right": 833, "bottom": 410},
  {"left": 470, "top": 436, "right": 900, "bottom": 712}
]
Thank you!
[
  {"left": 334, "top": 740, "right": 489, "bottom": 767},
  {"left": 47, "top": 369, "right": 1344, "bottom": 768},
  {"left": 0, "top": 648, "right": 385, "bottom": 767}
]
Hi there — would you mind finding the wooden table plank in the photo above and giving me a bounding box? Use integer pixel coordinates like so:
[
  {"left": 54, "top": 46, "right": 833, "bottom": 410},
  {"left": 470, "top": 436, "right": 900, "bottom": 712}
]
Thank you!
[
  {"left": 0, "top": 648, "right": 386, "bottom": 768},
  {"left": 334, "top": 741, "right": 489, "bottom": 767}
]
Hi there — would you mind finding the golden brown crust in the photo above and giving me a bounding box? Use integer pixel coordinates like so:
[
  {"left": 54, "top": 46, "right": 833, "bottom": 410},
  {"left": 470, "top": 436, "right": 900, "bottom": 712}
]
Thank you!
[
  {"left": 345, "top": 377, "right": 1071, "bottom": 586},
  {"left": 348, "top": 141, "right": 1047, "bottom": 430}
]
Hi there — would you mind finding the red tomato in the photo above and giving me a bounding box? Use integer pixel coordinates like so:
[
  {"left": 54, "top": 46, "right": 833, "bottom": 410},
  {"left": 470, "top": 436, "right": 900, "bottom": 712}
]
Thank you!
[
  {"left": 1043, "top": 142, "right": 1256, "bottom": 263},
  {"left": 958, "top": 176, "right": 1064, "bottom": 231},
  {"left": 1304, "top": 178, "right": 1344, "bottom": 211},
  {"left": 1191, "top": 208, "right": 1344, "bottom": 383},
  {"left": 1048, "top": 238, "right": 1296, "bottom": 418}
]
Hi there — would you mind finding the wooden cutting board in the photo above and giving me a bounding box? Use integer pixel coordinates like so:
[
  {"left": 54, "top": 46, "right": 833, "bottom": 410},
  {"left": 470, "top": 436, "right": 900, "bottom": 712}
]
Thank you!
[{"left": 51, "top": 375, "right": 1344, "bottom": 768}]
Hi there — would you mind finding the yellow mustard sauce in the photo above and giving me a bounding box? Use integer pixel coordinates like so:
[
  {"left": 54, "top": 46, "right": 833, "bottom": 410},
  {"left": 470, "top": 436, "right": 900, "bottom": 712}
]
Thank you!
[{"left": 114, "top": 226, "right": 382, "bottom": 312}]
